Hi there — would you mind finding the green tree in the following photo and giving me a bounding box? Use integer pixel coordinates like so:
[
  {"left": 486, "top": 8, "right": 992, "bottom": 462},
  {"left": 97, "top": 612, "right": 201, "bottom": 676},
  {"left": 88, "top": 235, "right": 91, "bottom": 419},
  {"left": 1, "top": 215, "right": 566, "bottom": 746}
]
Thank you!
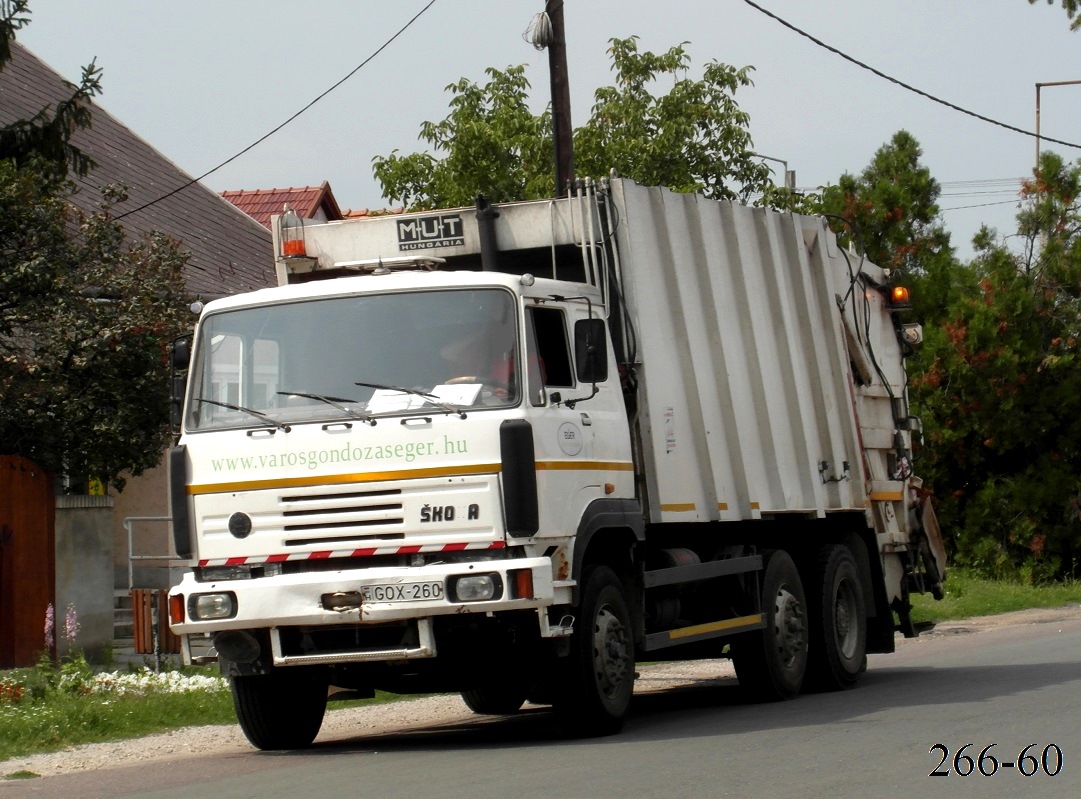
[
  {"left": 815, "top": 131, "right": 962, "bottom": 326},
  {"left": 1029, "top": 0, "right": 1081, "bottom": 30},
  {"left": 372, "top": 65, "right": 553, "bottom": 210},
  {"left": 912, "top": 152, "right": 1081, "bottom": 580},
  {"left": 810, "top": 131, "right": 1081, "bottom": 579},
  {"left": 818, "top": 132, "right": 949, "bottom": 269},
  {"left": 573, "top": 37, "right": 770, "bottom": 203},
  {"left": 1, "top": 1, "right": 190, "bottom": 489},
  {"left": 372, "top": 37, "right": 771, "bottom": 209}
]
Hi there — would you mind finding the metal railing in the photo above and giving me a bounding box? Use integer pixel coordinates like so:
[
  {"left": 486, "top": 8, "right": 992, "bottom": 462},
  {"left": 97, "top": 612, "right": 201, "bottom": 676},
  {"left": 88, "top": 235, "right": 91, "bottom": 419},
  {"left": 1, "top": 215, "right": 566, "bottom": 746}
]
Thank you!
[
  {"left": 123, "top": 515, "right": 173, "bottom": 593},
  {"left": 122, "top": 515, "right": 178, "bottom": 671}
]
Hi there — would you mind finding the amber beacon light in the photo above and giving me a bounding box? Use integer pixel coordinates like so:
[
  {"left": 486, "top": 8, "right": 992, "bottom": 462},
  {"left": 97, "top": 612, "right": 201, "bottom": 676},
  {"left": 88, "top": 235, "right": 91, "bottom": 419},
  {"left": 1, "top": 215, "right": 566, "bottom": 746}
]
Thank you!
[
  {"left": 889, "top": 285, "right": 912, "bottom": 311},
  {"left": 280, "top": 205, "right": 307, "bottom": 257}
]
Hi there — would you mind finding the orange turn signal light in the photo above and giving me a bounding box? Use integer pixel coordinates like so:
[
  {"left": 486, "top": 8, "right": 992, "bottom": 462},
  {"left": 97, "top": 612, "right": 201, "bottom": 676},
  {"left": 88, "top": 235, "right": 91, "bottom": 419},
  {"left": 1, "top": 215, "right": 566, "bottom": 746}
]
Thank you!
[
  {"left": 509, "top": 568, "right": 534, "bottom": 600},
  {"left": 169, "top": 593, "right": 185, "bottom": 625}
]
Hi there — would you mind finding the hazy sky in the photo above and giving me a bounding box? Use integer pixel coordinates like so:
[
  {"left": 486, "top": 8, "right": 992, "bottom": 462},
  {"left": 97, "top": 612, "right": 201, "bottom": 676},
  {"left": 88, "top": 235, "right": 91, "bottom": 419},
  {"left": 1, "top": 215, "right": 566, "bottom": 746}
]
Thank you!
[{"left": 16, "top": 1, "right": 1081, "bottom": 260}]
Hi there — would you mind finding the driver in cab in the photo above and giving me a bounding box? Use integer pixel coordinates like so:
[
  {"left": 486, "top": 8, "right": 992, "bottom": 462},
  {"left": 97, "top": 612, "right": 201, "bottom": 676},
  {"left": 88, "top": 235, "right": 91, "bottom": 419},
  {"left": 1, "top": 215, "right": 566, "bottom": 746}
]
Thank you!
[{"left": 439, "top": 313, "right": 516, "bottom": 400}]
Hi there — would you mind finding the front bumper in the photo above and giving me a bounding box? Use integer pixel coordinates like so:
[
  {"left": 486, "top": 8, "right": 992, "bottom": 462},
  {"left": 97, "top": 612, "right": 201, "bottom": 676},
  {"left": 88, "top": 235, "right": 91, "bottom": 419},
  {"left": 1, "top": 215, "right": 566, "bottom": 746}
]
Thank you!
[{"left": 169, "top": 556, "right": 563, "bottom": 665}]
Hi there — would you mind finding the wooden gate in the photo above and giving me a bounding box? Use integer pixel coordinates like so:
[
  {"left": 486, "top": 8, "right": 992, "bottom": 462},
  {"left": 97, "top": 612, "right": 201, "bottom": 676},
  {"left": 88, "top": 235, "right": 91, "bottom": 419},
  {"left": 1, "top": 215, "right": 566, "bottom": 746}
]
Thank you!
[
  {"left": 131, "top": 589, "right": 181, "bottom": 655},
  {"left": 0, "top": 455, "right": 55, "bottom": 668}
]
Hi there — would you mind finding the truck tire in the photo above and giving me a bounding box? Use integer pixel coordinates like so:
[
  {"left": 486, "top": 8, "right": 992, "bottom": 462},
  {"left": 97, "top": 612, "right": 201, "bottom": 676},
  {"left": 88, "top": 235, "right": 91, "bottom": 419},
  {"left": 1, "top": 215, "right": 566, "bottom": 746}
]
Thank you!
[
  {"left": 231, "top": 673, "right": 328, "bottom": 750},
  {"left": 553, "top": 565, "right": 635, "bottom": 736},
  {"left": 804, "top": 544, "right": 867, "bottom": 691},
  {"left": 733, "top": 549, "right": 808, "bottom": 701},
  {"left": 460, "top": 683, "right": 528, "bottom": 715}
]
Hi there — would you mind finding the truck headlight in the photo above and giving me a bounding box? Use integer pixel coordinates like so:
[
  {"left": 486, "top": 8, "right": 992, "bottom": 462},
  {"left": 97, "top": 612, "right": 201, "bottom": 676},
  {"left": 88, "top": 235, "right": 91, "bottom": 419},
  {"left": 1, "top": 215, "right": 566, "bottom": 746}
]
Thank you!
[
  {"left": 189, "top": 592, "right": 237, "bottom": 620},
  {"left": 449, "top": 574, "right": 503, "bottom": 602}
]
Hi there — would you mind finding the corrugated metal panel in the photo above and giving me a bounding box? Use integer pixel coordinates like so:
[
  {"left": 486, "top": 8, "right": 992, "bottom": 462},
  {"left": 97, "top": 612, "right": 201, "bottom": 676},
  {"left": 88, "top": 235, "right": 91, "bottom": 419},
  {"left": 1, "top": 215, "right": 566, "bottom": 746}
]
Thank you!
[{"left": 611, "top": 181, "right": 902, "bottom": 524}]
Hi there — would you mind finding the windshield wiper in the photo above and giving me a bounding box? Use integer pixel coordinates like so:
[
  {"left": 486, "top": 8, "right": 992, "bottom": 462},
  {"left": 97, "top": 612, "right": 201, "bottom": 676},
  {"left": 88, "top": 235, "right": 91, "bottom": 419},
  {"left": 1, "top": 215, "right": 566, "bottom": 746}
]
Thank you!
[
  {"left": 277, "top": 391, "right": 375, "bottom": 425},
  {"left": 193, "top": 398, "right": 291, "bottom": 432},
  {"left": 354, "top": 381, "right": 467, "bottom": 419}
]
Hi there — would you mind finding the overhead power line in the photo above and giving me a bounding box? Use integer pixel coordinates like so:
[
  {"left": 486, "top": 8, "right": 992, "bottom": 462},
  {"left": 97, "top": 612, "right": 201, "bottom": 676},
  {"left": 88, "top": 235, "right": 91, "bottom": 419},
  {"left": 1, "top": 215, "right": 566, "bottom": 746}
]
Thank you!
[
  {"left": 940, "top": 199, "right": 1023, "bottom": 212},
  {"left": 117, "top": 0, "right": 440, "bottom": 220},
  {"left": 940, "top": 177, "right": 1025, "bottom": 188},
  {"left": 740, "top": 0, "right": 1081, "bottom": 152},
  {"left": 940, "top": 189, "right": 1021, "bottom": 197}
]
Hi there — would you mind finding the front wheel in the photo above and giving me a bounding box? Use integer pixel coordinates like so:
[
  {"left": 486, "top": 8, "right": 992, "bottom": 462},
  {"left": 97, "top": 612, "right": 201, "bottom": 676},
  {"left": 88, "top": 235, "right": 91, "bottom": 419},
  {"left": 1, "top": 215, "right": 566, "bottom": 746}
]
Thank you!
[
  {"left": 553, "top": 565, "right": 635, "bottom": 736},
  {"left": 460, "top": 682, "right": 528, "bottom": 715},
  {"left": 733, "top": 549, "right": 808, "bottom": 701},
  {"left": 231, "top": 672, "right": 328, "bottom": 750}
]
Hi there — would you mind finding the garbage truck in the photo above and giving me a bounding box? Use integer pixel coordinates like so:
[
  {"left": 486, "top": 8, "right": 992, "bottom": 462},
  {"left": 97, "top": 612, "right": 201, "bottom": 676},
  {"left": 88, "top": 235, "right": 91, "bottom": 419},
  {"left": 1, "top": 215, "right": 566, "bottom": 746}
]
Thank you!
[{"left": 167, "top": 178, "right": 946, "bottom": 749}]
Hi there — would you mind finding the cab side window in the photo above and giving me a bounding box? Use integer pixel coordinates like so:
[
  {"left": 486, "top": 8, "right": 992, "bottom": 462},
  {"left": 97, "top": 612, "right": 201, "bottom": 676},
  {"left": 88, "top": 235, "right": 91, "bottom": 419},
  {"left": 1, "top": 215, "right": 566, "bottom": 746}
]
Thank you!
[{"left": 525, "top": 307, "right": 574, "bottom": 406}]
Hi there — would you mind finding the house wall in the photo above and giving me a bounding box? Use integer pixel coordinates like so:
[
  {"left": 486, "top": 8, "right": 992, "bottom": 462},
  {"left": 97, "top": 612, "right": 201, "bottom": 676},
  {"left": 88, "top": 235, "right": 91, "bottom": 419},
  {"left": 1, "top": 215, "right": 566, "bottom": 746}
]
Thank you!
[{"left": 111, "top": 458, "right": 175, "bottom": 591}]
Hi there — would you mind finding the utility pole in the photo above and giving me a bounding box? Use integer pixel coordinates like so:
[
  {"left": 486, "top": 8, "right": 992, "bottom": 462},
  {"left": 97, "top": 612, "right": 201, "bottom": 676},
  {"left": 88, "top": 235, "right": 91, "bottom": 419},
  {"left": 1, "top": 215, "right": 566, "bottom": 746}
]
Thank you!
[
  {"left": 1035, "top": 80, "right": 1081, "bottom": 174},
  {"left": 546, "top": 0, "right": 575, "bottom": 196}
]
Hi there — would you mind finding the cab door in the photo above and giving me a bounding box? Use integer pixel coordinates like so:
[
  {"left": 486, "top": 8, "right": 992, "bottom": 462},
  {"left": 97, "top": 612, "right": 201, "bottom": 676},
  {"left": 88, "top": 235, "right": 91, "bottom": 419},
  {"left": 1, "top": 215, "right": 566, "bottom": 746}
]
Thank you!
[{"left": 523, "top": 303, "right": 630, "bottom": 540}]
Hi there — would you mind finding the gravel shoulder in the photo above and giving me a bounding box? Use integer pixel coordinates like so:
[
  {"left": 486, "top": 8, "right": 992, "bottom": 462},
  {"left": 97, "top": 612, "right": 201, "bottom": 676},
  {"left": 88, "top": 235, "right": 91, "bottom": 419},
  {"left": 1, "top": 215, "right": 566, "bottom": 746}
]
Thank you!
[{"left": 3, "top": 604, "right": 1079, "bottom": 780}]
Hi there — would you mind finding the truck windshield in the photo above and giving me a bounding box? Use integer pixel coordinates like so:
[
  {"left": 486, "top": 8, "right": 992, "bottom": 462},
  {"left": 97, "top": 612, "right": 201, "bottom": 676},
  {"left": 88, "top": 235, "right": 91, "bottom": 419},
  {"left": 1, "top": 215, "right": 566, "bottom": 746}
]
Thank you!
[{"left": 186, "top": 288, "right": 519, "bottom": 431}]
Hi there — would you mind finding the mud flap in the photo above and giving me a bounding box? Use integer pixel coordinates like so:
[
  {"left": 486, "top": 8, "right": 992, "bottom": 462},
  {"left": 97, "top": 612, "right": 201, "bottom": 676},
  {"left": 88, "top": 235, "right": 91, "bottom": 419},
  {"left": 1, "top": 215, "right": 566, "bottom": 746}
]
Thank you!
[{"left": 916, "top": 494, "right": 947, "bottom": 600}]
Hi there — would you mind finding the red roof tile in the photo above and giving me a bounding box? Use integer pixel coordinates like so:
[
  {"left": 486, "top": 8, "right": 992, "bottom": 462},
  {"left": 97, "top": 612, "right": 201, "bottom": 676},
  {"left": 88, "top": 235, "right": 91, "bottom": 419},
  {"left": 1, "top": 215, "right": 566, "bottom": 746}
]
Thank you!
[
  {"left": 341, "top": 207, "right": 406, "bottom": 219},
  {"left": 221, "top": 182, "right": 343, "bottom": 228}
]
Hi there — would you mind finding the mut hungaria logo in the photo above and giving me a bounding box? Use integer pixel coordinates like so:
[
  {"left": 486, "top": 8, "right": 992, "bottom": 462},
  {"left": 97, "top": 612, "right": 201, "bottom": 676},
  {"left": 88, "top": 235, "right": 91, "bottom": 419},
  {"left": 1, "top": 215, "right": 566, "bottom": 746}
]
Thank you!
[{"left": 397, "top": 213, "right": 465, "bottom": 251}]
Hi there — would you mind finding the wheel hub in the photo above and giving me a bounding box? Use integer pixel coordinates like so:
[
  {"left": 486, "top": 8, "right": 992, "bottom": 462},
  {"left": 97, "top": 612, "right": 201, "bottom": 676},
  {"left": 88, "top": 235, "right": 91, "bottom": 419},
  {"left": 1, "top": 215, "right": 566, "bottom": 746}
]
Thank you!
[
  {"left": 834, "top": 582, "right": 858, "bottom": 659},
  {"left": 593, "top": 605, "right": 630, "bottom": 697},
  {"left": 773, "top": 587, "right": 806, "bottom": 668}
]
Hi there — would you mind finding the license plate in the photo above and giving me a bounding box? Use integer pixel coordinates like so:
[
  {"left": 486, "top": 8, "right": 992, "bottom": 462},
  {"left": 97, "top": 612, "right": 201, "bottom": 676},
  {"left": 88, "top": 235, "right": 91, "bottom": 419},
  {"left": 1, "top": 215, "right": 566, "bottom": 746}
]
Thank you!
[{"left": 362, "top": 581, "right": 444, "bottom": 603}]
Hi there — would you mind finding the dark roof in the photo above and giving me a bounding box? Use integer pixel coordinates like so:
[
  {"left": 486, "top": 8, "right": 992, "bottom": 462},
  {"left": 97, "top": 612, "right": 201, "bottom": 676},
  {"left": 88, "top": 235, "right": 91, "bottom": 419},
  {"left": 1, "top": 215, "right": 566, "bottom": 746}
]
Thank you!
[
  {"left": 0, "top": 43, "right": 274, "bottom": 297},
  {"left": 222, "top": 182, "right": 343, "bottom": 229}
]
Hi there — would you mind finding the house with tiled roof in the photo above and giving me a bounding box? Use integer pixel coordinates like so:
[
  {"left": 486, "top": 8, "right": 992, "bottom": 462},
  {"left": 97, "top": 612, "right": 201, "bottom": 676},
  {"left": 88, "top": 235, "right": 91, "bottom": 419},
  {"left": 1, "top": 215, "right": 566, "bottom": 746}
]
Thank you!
[
  {"left": 223, "top": 182, "right": 408, "bottom": 230},
  {"left": 222, "top": 181, "right": 343, "bottom": 229},
  {"left": 1, "top": 42, "right": 277, "bottom": 661}
]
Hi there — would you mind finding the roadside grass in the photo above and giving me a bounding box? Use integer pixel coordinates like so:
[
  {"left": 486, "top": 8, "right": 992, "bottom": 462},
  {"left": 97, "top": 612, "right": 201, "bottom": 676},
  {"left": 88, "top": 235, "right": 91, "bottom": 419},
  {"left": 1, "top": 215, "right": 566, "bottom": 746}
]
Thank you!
[
  {"left": 0, "top": 663, "right": 235, "bottom": 764},
  {"left": 0, "top": 658, "right": 410, "bottom": 768},
  {"left": 0, "top": 681, "right": 235, "bottom": 763},
  {"left": 2, "top": 571, "right": 1078, "bottom": 772},
  {"left": 910, "top": 568, "right": 1081, "bottom": 625}
]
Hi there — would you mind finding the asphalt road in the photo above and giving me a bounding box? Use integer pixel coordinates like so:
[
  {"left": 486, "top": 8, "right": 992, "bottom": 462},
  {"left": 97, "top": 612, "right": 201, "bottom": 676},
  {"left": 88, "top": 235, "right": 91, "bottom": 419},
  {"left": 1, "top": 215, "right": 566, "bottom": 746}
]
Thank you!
[{"left": 3, "top": 612, "right": 1079, "bottom": 799}]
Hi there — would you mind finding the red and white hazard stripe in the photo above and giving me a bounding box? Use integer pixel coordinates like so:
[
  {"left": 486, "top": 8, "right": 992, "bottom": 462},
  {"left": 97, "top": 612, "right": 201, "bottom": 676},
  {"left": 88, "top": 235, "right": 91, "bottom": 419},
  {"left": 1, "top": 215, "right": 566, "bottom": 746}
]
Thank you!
[{"left": 199, "top": 540, "right": 506, "bottom": 568}]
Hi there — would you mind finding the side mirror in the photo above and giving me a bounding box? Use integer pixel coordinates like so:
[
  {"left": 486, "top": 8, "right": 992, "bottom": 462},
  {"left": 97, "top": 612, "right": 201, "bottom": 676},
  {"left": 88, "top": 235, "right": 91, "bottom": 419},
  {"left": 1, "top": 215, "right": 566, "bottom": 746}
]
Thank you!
[
  {"left": 172, "top": 336, "right": 191, "bottom": 371},
  {"left": 170, "top": 335, "right": 192, "bottom": 432},
  {"left": 575, "top": 318, "right": 608, "bottom": 384}
]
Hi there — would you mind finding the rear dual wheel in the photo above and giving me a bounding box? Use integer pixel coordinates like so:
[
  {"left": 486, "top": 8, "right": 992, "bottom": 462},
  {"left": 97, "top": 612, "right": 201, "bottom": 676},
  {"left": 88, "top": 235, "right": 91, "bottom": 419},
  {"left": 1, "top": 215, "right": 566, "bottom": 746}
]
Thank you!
[
  {"left": 804, "top": 544, "right": 867, "bottom": 691},
  {"left": 733, "top": 550, "right": 808, "bottom": 701}
]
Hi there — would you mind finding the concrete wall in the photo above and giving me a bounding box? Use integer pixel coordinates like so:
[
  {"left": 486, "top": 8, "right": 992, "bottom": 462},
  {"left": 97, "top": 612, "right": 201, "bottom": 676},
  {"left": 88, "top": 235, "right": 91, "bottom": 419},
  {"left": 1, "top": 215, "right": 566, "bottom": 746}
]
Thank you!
[{"left": 55, "top": 495, "right": 114, "bottom": 663}]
